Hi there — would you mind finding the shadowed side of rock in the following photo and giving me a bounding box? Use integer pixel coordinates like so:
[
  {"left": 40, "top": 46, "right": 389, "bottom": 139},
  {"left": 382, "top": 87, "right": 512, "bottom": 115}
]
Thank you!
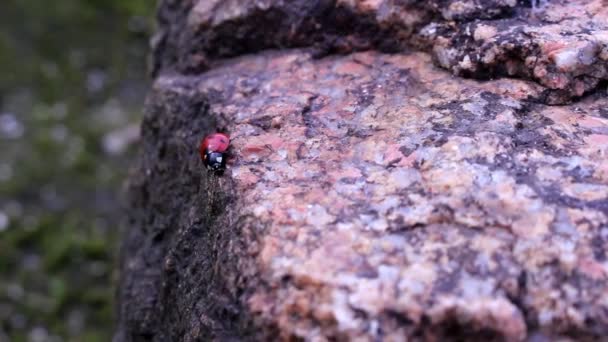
[
  {"left": 152, "top": 0, "right": 432, "bottom": 74},
  {"left": 114, "top": 84, "right": 273, "bottom": 341},
  {"left": 152, "top": 0, "right": 522, "bottom": 74}
]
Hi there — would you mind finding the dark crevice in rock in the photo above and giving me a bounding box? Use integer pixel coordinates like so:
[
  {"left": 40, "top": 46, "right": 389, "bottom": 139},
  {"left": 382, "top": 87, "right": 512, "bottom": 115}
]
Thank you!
[{"left": 301, "top": 94, "right": 321, "bottom": 138}]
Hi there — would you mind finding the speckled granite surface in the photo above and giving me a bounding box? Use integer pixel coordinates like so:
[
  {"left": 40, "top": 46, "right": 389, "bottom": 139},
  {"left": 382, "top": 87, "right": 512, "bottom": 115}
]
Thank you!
[
  {"left": 117, "top": 49, "right": 608, "bottom": 340},
  {"left": 116, "top": 1, "right": 608, "bottom": 341},
  {"left": 428, "top": 0, "right": 608, "bottom": 104},
  {"left": 204, "top": 50, "right": 608, "bottom": 340}
]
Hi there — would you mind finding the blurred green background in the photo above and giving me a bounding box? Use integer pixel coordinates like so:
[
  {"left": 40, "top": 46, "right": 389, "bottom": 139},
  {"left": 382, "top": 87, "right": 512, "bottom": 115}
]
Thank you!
[{"left": 0, "top": 1, "right": 154, "bottom": 341}]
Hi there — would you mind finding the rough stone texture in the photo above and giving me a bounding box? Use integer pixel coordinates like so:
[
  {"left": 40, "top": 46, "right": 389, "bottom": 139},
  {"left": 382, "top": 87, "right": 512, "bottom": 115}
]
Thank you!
[
  {"left": 117, "top": 49, "right": 608, "bottom": 340},
  {"left": 152, "top": 0, "right": 431, "bottom": 74},
  {"left": 152, "top": 0, "right": 521, "bottom": 74},
  {"left": 117, "top": 1, "right": 608, "bottom": 341},
  {"left": 428, "top": 0, "right": 608, "bottom": 104},
  {"left": 152, "top": 0, "right": 608, "bottom": 104}
]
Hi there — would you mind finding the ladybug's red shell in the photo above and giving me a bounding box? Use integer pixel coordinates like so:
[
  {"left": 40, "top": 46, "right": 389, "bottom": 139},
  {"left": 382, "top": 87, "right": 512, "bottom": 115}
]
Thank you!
[
  {"left": 200, "top": 133, "right": 230, "bottom": 154},
  {"left": 199, "top": 133, "right": 230, "bottom": 171}
]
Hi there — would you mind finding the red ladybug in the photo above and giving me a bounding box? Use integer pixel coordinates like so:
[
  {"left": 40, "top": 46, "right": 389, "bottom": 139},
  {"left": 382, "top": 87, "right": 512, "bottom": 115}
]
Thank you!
[{"left": 199, "top": 132, "right": 230, "bottom": 171}]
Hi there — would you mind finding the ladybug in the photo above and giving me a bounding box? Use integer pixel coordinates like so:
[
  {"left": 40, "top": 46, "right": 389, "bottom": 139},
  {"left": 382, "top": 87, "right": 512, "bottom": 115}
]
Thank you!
[{"left": 199, "top": 132, "right": 230, "bottom": 171}]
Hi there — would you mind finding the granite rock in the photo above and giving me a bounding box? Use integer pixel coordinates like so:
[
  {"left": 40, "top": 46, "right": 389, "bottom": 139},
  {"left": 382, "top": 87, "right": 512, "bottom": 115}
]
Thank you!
[
  {"left": 116, "top": 49, "right": 608, "bottom": 340},
  {"left": 117, "top": 1, "right": 608, "bottom": 341},
  {"left": 153, "top": 0, "right": 608, "bottom": 104},
  {"left": 428, "top": 0, "right": 608, "bottom": 104},
  {"left": 152, "top": 0, "right": 430, "bottom": 74}
]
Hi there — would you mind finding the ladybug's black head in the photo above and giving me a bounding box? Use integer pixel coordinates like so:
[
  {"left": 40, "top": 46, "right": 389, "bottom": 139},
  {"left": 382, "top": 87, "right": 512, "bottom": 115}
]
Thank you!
[{"left": 204, "top": 151, "right": 226, "bottom": 171}]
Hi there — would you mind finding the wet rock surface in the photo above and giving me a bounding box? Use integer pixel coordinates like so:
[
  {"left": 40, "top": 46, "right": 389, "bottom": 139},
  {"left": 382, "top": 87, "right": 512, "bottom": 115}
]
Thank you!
[{"left": 118, "top": 1, "right": 608, "bottom": 341}]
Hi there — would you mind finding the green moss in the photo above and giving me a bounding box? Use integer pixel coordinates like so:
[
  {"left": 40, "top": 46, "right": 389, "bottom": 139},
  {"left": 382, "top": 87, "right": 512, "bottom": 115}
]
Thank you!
[{"left": 0, "top": 0, "right": 152, "bottom": 340}]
